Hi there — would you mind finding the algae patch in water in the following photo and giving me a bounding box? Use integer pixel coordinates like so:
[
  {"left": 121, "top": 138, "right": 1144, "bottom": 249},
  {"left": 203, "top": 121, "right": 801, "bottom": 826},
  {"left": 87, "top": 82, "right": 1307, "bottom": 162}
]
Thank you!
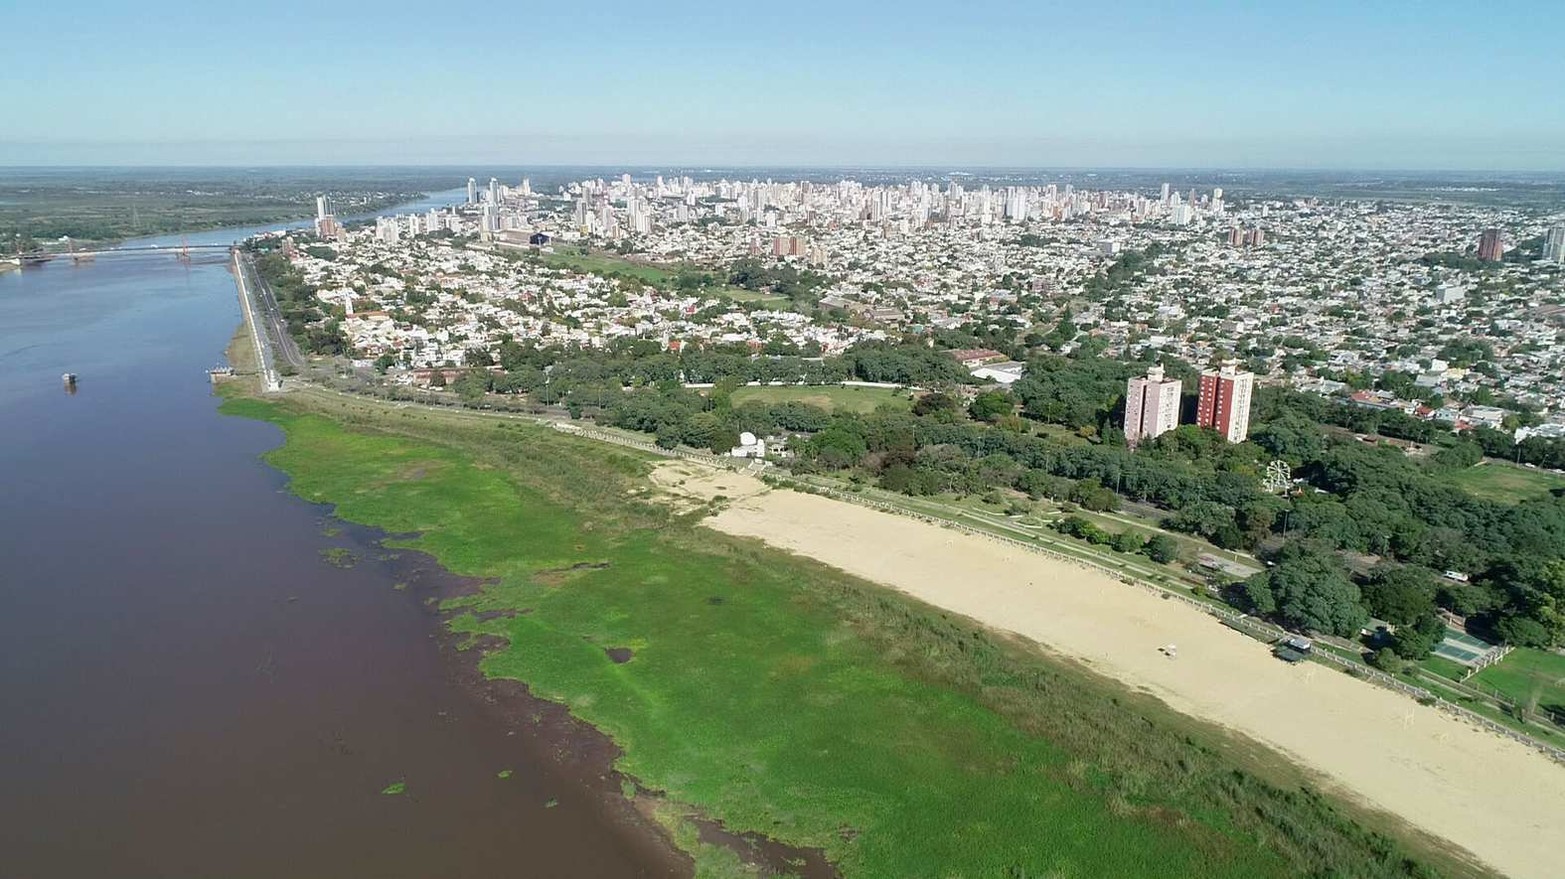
[{"left": 320, "top": 547, "right": 358, "bottom": 568}]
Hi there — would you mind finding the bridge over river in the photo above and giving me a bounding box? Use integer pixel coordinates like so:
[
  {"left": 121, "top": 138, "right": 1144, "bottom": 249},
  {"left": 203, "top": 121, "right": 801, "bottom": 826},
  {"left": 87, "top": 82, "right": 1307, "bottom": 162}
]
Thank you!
[{"left": 16, "top": 242, "right": 236, "bottom": 263}]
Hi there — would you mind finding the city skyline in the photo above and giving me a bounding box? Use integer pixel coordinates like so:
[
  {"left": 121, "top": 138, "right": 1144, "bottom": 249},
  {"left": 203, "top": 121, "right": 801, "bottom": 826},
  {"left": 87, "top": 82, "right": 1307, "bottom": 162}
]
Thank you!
[{"left": 6, "top": 1, "right": 1564, "bottom": 170}]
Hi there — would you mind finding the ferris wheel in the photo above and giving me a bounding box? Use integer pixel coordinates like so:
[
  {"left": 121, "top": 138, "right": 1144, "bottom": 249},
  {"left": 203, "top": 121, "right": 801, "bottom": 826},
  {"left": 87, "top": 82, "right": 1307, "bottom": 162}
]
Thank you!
[{"left": 1263, "top": 459, "right": 1292, "bottom": 495}]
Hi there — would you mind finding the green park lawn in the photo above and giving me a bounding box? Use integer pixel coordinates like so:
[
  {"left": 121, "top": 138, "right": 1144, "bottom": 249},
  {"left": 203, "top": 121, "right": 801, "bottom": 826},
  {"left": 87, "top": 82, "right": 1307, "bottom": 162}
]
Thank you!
[
  {"left": 1472, "top": 647, "right": 1565, "bottom": 714},
  {"left": 1419, "top": 654, "right": 1470, "bottom": 682},
  {"left": 729, "top": 384, "right": 911, "bottom": 413},
  {"left": 1441, "top": 461, "right": 1565, "bottom": 503},
  {"left": 217, "top": 390, "right": 1471, "bottom": 879}
]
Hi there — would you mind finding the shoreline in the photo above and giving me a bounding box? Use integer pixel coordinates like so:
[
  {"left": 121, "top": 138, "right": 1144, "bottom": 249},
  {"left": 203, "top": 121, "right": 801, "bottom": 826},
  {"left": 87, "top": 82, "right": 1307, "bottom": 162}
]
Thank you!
[
  {"left": 219, "top": 387, "right": 1507, "bottom": 879},
  {"left": 392, "top": 534, "right": 694, "bottom": 879},
  {"left": 658, "top": 462, "right": 1565, "bottom": 879},
  {"left": 283, "top": 481, "right": 838, "bottom": 879}
]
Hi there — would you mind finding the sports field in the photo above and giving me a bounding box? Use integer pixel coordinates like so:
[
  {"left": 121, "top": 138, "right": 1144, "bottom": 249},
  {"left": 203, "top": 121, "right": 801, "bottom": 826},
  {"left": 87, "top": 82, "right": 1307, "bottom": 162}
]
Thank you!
[
  {"left": 1441, "top": 461, "right": 1565, "bottom": 503},
  {"left": 729, "top": 384, "right": 911, "bottom": 413},
  {"left": 1432, "top": 629, "right": 1495, "bottom": 665}
]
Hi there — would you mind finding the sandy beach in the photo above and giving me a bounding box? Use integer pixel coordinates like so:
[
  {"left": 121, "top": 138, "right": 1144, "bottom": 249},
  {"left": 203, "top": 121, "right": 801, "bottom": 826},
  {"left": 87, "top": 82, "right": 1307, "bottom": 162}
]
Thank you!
[{"left": 652, "top": 463, "right": 1565, "bottom": 879}]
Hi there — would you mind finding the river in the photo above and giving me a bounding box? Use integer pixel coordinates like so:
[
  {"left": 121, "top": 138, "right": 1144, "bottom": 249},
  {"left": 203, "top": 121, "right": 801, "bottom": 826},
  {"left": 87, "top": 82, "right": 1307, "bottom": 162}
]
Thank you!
[{"left": 0, "top": 190, "right": 676, "bottom": 877}]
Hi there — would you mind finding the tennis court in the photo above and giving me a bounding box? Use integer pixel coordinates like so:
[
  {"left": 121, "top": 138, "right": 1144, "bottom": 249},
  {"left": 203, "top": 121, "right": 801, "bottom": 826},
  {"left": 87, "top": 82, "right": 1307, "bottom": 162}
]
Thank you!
[{"left": 1433, "top": 629, "right": 1495, "bottom": 666}]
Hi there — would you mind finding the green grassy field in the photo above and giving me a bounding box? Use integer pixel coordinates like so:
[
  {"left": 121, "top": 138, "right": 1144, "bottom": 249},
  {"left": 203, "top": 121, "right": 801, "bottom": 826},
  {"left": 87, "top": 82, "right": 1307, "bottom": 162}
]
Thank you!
[
  {"left": 540, "top": 249, "right": 679, "bottom": 285},
  {"left": 219, "top": 390, "right": 1478, "bottom": 879},
  {"left": 1472, "top": 647, "right": 1565, "bottom": 714},
  {"left": 538, "top": 249, "right": 789, "bottom": 307},
  {"left": 1440, "top": 461, "right": 1565, "bottom": 503},
  {"left": 729, "top": 385, "right": 912, "bottom": 413},
  {"left": 719, "top": 286, "right": 790, "bottom": 304},
  {"left": 1420, "top": 655, "right": 1469, "bottom": 683}
]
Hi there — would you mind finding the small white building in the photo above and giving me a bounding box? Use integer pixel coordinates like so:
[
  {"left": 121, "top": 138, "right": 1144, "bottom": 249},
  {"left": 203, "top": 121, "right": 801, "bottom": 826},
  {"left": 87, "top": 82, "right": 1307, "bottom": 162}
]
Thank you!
[
  {"left": 970, "top": 361, "right": 1026, "bottom": 385},
  {"left": 730, "top": 431, "right": 766, "bottom": 458}
]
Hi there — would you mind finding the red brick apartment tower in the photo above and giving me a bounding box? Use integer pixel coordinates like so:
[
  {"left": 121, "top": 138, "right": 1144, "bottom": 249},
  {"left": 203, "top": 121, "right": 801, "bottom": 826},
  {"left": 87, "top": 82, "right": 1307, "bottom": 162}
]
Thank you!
[
  {"left": 1196, "top": 360, "right": 1254, "bottom": 443},
  {"left": 1477, "top": 229, "right": 1504, "bottom": 262}
]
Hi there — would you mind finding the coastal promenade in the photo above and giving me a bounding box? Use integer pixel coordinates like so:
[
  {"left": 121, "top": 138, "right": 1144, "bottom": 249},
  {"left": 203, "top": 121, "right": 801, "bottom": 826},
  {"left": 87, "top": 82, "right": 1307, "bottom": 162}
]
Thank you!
[
  {"left": 230, "top": 249, "right": 281, "bottom": 392},
  {"left": 240, "top": 253, "right": 306, "bottom": 372}
]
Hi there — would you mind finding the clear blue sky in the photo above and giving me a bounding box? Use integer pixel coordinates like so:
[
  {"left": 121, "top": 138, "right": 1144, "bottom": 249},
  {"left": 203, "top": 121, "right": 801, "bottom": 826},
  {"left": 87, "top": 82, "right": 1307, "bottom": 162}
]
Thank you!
[{"left": 6, "top": 0, "right": 1562, "bottom": 170}]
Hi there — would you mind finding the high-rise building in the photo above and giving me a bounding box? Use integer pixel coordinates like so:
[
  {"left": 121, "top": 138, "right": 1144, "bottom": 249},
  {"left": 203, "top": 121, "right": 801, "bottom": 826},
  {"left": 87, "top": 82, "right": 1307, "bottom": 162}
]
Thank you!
[
  {"left": 1160, "top": 182, "right": 1171, "bottom": 204},
  {"left": 313, "top": 195, "right": 337, "bottom": 239},
  {"left": 374, "top": 216, "right": 401, "bottom": 243},
  {"left": 1124, "top": 365, "right": 1182, "bottom": 448},
  {"left": 1197, "top": 360, "right": 1254, "bottom": 444},
  {"left": 488, "top": 177, "right": 499, "bottom": 206},
  {"left": 1478, "top": 228, "right": 1504, "bottom": 262},
  {"left": 1544, "top": 224, "right": 1565, "bottom": 264},
  {"left": 466, "top": 177, "right": 478, "bottom": 205}
]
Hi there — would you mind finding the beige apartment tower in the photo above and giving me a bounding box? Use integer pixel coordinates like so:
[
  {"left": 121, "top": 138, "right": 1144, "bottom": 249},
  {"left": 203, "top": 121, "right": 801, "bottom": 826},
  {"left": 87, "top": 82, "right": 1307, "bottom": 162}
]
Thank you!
[{"left": 1124, "top": 365, "right": 1182, "bottom": 448}]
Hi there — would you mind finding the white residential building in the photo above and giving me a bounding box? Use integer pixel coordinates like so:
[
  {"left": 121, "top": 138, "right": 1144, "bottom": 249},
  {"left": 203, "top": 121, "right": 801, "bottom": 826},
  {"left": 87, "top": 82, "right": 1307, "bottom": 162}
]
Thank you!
[{"left": 1124, "top": 365, "right": 1183, "bottom": 447}]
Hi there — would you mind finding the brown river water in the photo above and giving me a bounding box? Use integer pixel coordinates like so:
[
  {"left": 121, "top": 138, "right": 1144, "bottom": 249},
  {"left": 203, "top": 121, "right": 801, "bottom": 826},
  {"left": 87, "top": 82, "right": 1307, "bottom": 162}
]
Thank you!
[{"left": 0, "top": 216, "right": 684, "bottom": 877}]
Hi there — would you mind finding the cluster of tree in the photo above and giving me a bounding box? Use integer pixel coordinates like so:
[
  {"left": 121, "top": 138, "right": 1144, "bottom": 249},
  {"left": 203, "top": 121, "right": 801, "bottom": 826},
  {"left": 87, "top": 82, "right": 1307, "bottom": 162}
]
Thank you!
[
  {"left": 252, "top": 252, "right": 347, "bottom": 355},
  {"left": 1418, "top": 251, "right": 1490, "bottom": 272},
  {"left": 726, "top": 257, "right": 830, "bottom": 302},
  {"left": 1010, "top": 353, "right": 1143, "bottom": 431},
  {"left": 1245, "top": 404, "right": 1565, "bottom": 647},
  {"left": 1054, "top": 515, "right": 1181, "bottom": 562},
  {"left": 1011, "top": 233, "right": 1057, "bottom": 248},
  {"left": 1237, "top": 544, "right": 1453, "bottom": 665},
  {"left": 407, "top": 333, "right": 1565, "bottom": 649},
  {"left": 1468, "top": 426, "right": 1565, "bottom": 470},
  {"left": 1082, "top": 245, "right": 1168, "bottom": 299},
  {"left": 1249, "top": 385, "right": 1515, "bottom": 448},
  {"left": 797, "top": 355, "right": 1565, "bottom": 647},
  {"left": 839, "top": 342, "right": 971, "bottom": 387},
  {"left": 599, "top": 381, "right": 844, "bottom": 452},
  {"left": 468, "top": 338, "right": 975, "bottom": 398}
]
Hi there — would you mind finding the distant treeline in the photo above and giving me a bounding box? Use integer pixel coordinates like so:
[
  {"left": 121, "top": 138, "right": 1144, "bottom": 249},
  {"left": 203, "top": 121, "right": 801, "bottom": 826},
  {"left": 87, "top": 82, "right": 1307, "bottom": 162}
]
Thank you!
[{"left": 2, "top": 181, "right": 423, "bottom": 246}]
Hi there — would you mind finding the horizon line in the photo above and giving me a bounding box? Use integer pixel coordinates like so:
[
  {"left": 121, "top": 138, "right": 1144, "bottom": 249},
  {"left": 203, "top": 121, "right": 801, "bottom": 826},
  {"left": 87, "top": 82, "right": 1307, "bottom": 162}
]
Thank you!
[{"left": 3, "top": 162, "right": 1565, "bottom": 177}]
